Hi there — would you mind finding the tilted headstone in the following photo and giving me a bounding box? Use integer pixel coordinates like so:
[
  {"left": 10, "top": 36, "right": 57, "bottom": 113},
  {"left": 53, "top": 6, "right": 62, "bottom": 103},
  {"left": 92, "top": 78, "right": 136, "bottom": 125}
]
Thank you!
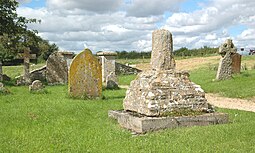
[
  {"left": 46, "top": 52, "right": 68, "bottom": 84},
  {"left": 68, "top": 49, "right": 102, "bottom": 98},
  {"left": 216, "top": 39, "right": 239, "bottom": 80},
  {"left": 123, "top": 29, "right": 212, "bottom": 116},
  {"left": 29, "top": 80, "right": 44, "bottom": 92},
  {"left": 96, "top": 51, "right": 117, "bottom": 83},
  {"left": 16, "top": 48, "right": 36, "bottom": 85}
]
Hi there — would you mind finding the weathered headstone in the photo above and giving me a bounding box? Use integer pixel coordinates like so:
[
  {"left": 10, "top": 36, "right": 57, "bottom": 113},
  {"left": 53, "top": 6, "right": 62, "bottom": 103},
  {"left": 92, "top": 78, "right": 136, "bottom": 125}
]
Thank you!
[
  {"left": 58, "top": 51, "right": 74, "bottom": 70},
  {"left": 46, "top": 52, "right": 68, "bottom": 84},
  {"left": 109, "top": 29, "right": 228, "bottom": 133},
  {"left": 106, "top": 72, "right": 119, "bottom": 89},
  {"left": 231, "top": 53, "right": 241, "bottom": 74},
  {"left": 29, "top": 80, "right": 44, "bottom": 92},
  {"left": 96, "top": 51, "right": 117, "bottom": 83},
  {"left": 68, "top": 49, "right": 102, "bottom": 99},
  {"left": 16, "top": 48, "right": 36, "bottom": 85},
  {"left": 216, "top": 39, "right": 239, "bottom": 80}
]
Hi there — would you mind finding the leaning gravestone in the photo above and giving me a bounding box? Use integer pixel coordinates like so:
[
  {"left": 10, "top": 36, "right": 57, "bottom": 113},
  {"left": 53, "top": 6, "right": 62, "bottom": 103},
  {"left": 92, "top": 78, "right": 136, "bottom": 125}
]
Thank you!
[
  {"left": 46, "top": 52, "right": 68, "bottom": 84},
  {"left": 29, "top": 80, "right": 44, "bottom": 92},
  {"left": 216, "top": 39, "right": 241, "bottom": 80},
  {"left": 68, "top": 49, "right": 102, "bottom": 99},
  {"left": 109, "top": 29, "right": 228, "bottom": 133}
]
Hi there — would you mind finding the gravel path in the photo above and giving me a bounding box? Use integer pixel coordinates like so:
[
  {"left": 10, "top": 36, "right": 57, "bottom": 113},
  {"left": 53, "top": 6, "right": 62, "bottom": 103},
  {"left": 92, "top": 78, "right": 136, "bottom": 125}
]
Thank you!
[{"left": 206, "top": 93, "right": 255, "bottom": 112}]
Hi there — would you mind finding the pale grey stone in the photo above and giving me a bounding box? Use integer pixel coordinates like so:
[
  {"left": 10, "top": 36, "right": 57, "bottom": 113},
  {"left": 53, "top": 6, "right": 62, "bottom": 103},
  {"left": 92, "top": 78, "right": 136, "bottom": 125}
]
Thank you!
[
  {"left": 46, "top": 52, "right": 68, "bottom": 85},
  {"left": 216, "top": 39, "right": 239, "bottom": 80},
  {"left": 29, "top": 80, "right": 44, "bottom": 91},
  {"left": 106, "top": 72, "right": 119, "bottom": 89},
  {"left": 109, "top": 110, "right": 229, "bottom": 134},
  {"left": 97, "top": 51, "right": 117, "bottom": 83},
  {"left": 151, "top": 29, "right": 175, "bottom": 71}
]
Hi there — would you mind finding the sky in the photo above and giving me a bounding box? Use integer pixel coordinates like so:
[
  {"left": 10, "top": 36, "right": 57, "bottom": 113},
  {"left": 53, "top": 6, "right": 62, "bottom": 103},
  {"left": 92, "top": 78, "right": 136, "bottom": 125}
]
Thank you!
[{"left": 17, "top": 0, "right": 255, "bottom": 53}]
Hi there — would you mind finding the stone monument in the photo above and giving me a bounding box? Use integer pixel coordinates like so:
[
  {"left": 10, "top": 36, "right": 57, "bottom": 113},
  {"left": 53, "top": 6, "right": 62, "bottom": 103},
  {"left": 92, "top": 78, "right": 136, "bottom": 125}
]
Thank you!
[
  {"left": 109, "top": 29, "right": 228, "bottom": 133},
  {"left": 96, "top": 51, "right": 118, "bottom": 87},
  {"left": 46, "top": 52, "right": 68, "bottom": 85},
  {"left": 68, "top": 49, "right": 102, "bottom": 99},
  {"left": 16, "top": 48, "right": 36, "bottom": 85},
  {"left": 216, "top": 39, "right": 241, "bottom": 80}
]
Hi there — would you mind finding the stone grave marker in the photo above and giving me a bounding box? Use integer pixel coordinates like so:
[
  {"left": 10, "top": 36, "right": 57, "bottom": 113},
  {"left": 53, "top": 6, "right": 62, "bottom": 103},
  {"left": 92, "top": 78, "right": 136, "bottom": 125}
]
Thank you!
[
  {"left": 216, "top": 39, "right": 240, "bottom": 80},
  {"left": 46, "top": 52, "right": 68, "bottom": 84},
  {"left": 68, "top": 49, "right": 102, "bottom": 99},
  {"left": 29, "top": 80, "right": 44, "bottom": 92},
  {"left": 109, "top": 29, "right": 228, "bottom": 133},
  {"left": 96, "top": 51, "right": 117, "bottom": 83},
  {"left": 16, "top": 48, "right": 36, "bottom": 85}
]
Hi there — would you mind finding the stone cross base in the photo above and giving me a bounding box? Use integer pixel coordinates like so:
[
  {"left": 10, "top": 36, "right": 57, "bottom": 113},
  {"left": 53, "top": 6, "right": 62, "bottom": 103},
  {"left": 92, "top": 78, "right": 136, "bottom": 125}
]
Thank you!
[{"left": 109, "top": 110, "right": 229, "bottom": 134}]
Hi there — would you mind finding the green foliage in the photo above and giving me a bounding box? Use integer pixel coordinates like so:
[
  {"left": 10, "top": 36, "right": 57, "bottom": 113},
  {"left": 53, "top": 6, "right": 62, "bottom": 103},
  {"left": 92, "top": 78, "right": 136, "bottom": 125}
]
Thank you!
[
  {"left": 116, "top": 51, "right": 151, "bottom": 59},
  {"left": 174, "top": 46, "right": 218, "bottom": 57},
  {"left": 0, "top": 0, "right": 58, "bottom": 63},
  {"left": 0, "top": 0, "right": 38, "bottom": 60},
  {"left": 0, "top": 86, "right": 255, "bottom": 152}
]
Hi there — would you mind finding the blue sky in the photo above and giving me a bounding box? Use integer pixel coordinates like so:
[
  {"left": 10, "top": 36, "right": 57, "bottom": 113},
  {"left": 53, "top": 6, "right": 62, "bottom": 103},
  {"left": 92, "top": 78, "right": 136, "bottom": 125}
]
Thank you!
[{"left": 17, "top": 0, "right": 255, "bottom": 52}]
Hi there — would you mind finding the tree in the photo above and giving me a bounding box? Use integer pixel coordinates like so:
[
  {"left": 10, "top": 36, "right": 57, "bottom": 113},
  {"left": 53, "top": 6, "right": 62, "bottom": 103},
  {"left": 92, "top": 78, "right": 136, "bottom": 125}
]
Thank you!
[{"left": 0, "top": 0, "right": 37, "bottom": 81}]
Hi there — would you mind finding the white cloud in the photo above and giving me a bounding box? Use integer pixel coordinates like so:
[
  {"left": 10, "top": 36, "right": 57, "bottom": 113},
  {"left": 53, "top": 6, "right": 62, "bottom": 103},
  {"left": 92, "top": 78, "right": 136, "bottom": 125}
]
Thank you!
[
  {"left": 17, "top": 0, "right": 255, "bottom": 53},
  {"left": 46, "top": 0, "right": 123, "bottom": 13},
  {"left": 126, "top": 0, "right": 185, "bottom": 17}
]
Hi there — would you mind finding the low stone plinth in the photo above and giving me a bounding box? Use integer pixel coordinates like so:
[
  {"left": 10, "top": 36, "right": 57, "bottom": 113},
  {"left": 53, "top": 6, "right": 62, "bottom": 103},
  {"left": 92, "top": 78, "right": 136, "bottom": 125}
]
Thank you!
[{"left": 109, "top": 110, "right": 229, "bottom": 134}]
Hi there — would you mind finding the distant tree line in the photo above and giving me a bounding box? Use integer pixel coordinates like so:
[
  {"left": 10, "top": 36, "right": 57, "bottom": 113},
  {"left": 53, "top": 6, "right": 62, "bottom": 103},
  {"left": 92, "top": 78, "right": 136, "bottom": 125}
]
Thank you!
[
  {"left": 116, "top": 51, "right": 151, "bottom": 59},
  {"left": 173, "top": 46, "right": 218, "bottom": 57},
  {"left": 115, "top": 46, "right": 218, "bottom": 59}
]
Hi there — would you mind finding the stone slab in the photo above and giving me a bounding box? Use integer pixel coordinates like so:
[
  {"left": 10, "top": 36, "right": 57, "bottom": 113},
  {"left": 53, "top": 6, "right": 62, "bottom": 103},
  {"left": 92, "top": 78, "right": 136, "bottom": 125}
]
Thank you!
[
  {"left": 68, "top": 49, "right": 102, "bottom": 99},
  {"left": 109, "top": 110, "right": 229, "bottom": 134}
]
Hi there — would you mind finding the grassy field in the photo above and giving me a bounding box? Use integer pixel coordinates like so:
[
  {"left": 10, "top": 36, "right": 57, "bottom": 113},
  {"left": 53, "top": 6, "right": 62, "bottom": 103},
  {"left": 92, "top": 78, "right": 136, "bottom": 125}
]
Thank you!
[
  {"left": 3, "top": 63, "right": 45, "bottom": 79},
  {"left": 1, "top": 86, "right": 255, "bottom": 152},
  {"left": 190, "top": 67, "right": 255, "bottom": 98},
  {"left": 1, "top": 56, "right": 255, "bottom": 152}
]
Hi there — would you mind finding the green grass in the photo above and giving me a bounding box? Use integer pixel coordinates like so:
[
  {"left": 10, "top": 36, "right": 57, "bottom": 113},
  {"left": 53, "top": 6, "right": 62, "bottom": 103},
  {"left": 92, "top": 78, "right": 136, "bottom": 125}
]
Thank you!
[
  {"left": 118, "top": 74, "right": 137, "bottom": 85},
  {"left": 3, "top": 63, "right": 45, "bottom": 79},
  {"left": 190, "top": 67, "right": 255, "bottom": 98},
  {"left": 1, "top": 85, "right": 255, "bottom": 152}
]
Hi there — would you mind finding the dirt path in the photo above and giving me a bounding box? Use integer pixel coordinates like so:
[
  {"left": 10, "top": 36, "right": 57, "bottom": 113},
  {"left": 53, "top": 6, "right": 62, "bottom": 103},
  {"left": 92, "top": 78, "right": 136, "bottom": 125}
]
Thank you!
[
  {"left": 136, "top": 56, "right": 220, "bottom": 71},
  {"left": 206, "top": 93, "right": 255, "bottom": 112}
]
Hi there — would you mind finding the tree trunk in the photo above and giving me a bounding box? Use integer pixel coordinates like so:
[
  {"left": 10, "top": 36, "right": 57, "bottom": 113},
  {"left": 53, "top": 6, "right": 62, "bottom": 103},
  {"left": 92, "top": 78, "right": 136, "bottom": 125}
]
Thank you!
[{"left": 0, "top": 61, "right": 3, "bottom": 82}]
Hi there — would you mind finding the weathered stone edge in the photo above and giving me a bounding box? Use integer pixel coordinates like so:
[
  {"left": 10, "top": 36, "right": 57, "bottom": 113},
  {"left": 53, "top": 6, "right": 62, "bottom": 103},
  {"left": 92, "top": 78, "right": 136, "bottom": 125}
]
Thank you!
[{"left": 108, "top": 110, "right": 229, "bottom": 134}]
